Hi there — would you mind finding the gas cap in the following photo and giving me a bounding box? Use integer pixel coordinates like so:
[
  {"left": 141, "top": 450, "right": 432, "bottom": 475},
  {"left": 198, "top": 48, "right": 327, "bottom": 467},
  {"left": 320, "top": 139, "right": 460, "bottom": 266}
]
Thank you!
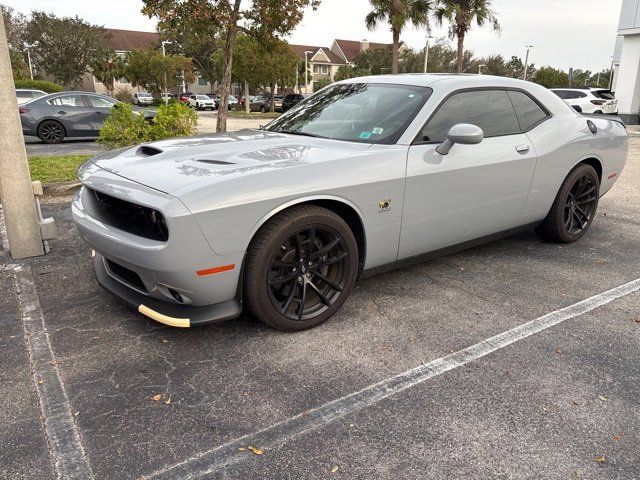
[{"left": 587, "top": 119, "right": 598, "bottom": 135}]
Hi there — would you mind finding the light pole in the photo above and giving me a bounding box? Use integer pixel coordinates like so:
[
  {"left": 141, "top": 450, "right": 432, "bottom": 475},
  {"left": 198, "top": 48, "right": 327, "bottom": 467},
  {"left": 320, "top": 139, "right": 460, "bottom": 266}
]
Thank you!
[
  {"left": 608, "top": 56, "right": 615, "bottom": 90},
  {"left": 478, "top": 64, "right": 486, "bottom": 75},
  {"left": 523, "top": 45, "right": 534, "bottom": 81},
  {"left": 24, "top": 43, "right": 34, "bottom": 80},
  {"left": 161, "top": 40, "right": 172, "bottom": 105},
  {"left": 304, "top": 50, "right": 313, "bottom": 94},
  {"left": 423, "top": 35, "right": 433, "bottom": 74}
]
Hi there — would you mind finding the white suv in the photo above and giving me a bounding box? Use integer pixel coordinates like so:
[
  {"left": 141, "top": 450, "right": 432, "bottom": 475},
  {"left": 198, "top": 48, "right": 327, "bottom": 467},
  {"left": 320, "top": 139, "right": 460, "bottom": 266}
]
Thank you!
[
  {"left": 187, "top": 94, "right": 215, "bottom": 110},
  {"left": 16, "top": 89, "right": 46, "bottom": 104},
  {"left": 132, "top": 92, "right": 153, "bottom": 106},
  {"left": 550, "top": 88, "right": 618, "bottom": 115}
]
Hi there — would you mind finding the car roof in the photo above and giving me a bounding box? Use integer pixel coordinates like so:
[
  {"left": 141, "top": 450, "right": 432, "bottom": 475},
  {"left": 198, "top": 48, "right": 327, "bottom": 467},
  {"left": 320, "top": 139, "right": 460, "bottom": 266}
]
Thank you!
[{"left": 16, "top": 88, "right": 46, "bottom": 92}]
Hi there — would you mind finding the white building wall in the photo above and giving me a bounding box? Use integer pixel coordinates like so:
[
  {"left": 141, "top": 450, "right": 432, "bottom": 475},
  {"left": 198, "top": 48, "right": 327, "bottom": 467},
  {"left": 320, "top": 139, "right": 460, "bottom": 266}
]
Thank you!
[{"left": 615, "top": 0, "right": 640, "bottom": 123}]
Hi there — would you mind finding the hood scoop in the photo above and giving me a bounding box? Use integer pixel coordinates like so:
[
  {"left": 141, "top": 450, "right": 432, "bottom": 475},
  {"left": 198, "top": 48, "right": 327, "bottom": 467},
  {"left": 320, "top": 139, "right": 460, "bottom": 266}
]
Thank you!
[
  {"left": 137, "top": 145, "right": 163, "bottom": 157},
  {"left": 196, "top": 159, "right": 235, "bottom": 165}
]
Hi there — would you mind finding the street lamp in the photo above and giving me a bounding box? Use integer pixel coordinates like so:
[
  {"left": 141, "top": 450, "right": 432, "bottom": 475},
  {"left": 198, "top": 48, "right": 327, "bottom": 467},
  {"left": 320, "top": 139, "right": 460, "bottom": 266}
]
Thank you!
[
  {"left": 523, "top": 45, "right": 534, "bottom": 81},
  {"left": 304, "top": 50, "right": 313, "bottom": 94},
  {"left": 478, "top": 64, "right": 486, "bottom": 75},
  {"left": 423, "top": 35, "right": 434, "bottom": 74},
  {"left": 161, "top": 40, "right": 172, "bottom": 105},
  {"left": 24, "top": 43, "right": 35, "bottom": 80}
]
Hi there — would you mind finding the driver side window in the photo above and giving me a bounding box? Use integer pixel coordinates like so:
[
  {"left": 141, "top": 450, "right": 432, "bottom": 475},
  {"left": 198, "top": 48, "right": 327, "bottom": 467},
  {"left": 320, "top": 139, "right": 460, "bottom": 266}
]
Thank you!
[{"left": 420, "top": 90, "right": 520, "bottom": 143}]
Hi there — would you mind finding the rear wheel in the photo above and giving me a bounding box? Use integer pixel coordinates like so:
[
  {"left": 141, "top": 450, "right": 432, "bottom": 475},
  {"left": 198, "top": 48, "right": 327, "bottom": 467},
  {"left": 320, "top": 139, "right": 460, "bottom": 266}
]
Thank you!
[
  {"left": 245, "top": 205, "right": 358, "bottom": 332},
  {"left": 37, "top": 120, "right": 65, "bottom": 144},
  {"left": 536, "top": 163, "right": 600, "bottom": 243},
  {"left": 260, "top": 105, "right": 266, "bottom": 113}
]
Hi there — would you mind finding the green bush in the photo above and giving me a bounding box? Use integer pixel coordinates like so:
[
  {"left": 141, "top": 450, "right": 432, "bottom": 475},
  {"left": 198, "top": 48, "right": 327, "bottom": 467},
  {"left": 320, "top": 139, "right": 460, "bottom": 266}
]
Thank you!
[
  {"left": 98, "top": 101, "right": 197, "bottom": 149},
  {"left": 98, "top": 103, "right": 152, "bottom": 148},
  {"left": 150, "top": 101, "right": 197, "bottom": 140},
  {"left": 14, "top": 79, "right": 64, "bottom": 93}
]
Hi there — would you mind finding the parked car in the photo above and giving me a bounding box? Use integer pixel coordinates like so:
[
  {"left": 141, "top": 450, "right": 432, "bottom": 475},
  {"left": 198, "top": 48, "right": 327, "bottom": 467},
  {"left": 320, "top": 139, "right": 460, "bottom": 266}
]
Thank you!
[
  {"left": 213, "top": 94, "right": 238, "bottom": 110},
  {"left": 20, "top": 92, "right": 155, "bottom": 144},
  {"left": 240, "top": 95, "right": 256, "bottom": 108},
  {"left": 187, "top": 94, "right": 215, "bottom": 110},
  {"left": 249, "top": 94, "right": 283, "bottom": 112},
  {"left": 72, "top": 75, "right": 628, "bottom": 331},
  {"left": 159, "top": 93, "right": 175, "bottom": 102},
  {"left": 550, "top": 88, "right": 618, "bottom": 114},
  {"left": 178, "top": 92, "right": 193, "bottom": 104},
  {"left": 16, "top": 89, "right": 46, "bottom": 105},
  {"left": 132, "top": 92, "right": 153, "bottom": 106},
  {"left": 282, "top": 93, "right": 310, "bottom": 112}
]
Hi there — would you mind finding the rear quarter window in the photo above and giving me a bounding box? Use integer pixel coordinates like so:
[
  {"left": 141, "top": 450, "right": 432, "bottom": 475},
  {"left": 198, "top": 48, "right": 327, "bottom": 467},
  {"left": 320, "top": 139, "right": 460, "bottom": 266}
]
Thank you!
[{"left": 506, "top": 91, "right": 549, "bottom": 131}]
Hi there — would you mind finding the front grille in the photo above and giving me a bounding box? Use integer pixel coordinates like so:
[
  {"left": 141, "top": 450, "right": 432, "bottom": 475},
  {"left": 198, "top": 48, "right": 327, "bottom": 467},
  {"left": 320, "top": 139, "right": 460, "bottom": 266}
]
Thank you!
[
  {"left": 88, "top": 188, "right": 169, "bottom": 241},
  {"left": 105, "top": 258, "right": 147, "bottom": 293}
]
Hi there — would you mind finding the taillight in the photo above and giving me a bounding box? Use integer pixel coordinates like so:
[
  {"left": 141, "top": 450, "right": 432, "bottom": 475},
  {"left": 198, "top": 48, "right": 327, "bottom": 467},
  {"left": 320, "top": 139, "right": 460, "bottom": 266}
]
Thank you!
[
  {"left": 590, "top": 100, "right": 606, "bottom": 105},
  {"left": 19, "top": 107, "right": 30, "bottom": 114}
]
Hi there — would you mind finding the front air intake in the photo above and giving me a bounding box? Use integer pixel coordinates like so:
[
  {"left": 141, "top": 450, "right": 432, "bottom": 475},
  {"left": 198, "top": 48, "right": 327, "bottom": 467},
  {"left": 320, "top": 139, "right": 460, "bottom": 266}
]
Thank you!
[{"left": 137, "top": 145, "right": 163, "bottom": 157}]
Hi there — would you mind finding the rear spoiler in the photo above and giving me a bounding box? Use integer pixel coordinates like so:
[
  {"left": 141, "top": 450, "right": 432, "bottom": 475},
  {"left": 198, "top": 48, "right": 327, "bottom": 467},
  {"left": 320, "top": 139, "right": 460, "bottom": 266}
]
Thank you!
[{"left": 582, "top": 113, "right": 626, "bottom": 126}]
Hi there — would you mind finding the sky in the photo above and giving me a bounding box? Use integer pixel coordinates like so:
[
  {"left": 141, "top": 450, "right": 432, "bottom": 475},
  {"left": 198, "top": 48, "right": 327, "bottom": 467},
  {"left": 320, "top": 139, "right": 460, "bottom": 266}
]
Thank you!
[{"left": 3, "top": 0, "right": 623, "bottom": 72}]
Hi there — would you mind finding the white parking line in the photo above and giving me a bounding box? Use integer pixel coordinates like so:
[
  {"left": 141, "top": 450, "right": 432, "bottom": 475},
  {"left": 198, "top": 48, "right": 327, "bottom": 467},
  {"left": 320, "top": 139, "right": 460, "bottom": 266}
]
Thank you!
[
  {"left": 143, "top": 277, "right": 640, "bottom": 480},
  {"left": 13, "top": 264, "right": 94, "bottom": 480}
]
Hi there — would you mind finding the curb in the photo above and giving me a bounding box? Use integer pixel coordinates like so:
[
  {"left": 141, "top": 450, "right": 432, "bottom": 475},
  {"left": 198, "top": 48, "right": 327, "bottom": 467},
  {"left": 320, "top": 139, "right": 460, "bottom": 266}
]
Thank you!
[{"left": 43, "top": 180, "right": 81, "bottom": 197}]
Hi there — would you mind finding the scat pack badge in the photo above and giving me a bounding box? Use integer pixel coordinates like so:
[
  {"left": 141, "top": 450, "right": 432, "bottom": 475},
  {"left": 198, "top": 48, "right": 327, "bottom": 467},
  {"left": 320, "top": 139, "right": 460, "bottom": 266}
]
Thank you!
[{"left": 378, "top": 199, "right": 391, "bottom": 213}]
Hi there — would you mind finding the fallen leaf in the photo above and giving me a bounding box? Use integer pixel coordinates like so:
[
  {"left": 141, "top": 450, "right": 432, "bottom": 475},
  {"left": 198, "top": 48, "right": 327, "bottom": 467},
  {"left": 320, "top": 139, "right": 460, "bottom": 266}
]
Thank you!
[
  {"left": 38, "top": 378, "right": 43, "bottom": 384},
  {"left": 301, "top": 409, "right": 311, "bottom": 416},
  {"left": 598, "top": 395, "right": 608, "bottom": 402},
  {"left": 164, "top": 398, "right": 171, "bottom": 405},
  {"left": 152, "top": 394, "right": 162, "bottom": 402},
  {"left": 47, "top": 360, "right": 61, "bottom": 366},
  {"left": 162, "top": 339, "right": 169, "bottom": 343},
  {"left": 247, "top": 445, "right": 263, "bottom": 455},
  {"left": 555, "top": 348, "right": 562, "bottom": 354},
  {"left": 571, "top": 400, "right": 581, "bottom": 407},
  {"left": 612, "top": 434, "right": 622, "bottom": 441},
  {"left": 331, "top": 466, "right": 339, "bottom": 473},
  {"left": 596, "top": 454, "right": 606, "bottom": 463},
  {"left": 541, "top": 405, "right": 549, "bottom": 412},
  {"left": 238, "top": 448, "right": 246, "bottom": 451}
]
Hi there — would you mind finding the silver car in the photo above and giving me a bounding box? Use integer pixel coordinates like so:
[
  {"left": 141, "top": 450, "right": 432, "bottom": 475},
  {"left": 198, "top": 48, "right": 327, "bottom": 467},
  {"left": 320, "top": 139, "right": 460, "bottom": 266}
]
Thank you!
[{"left": 72, "top": 75, "right": 628, "bottom": 331}]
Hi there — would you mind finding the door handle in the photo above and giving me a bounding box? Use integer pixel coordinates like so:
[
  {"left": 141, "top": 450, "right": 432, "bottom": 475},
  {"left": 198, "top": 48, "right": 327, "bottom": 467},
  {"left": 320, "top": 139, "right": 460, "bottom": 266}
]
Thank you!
[
  {"left": 58, "top": 110, "right": 67, "bottom": 115},
  {"left": 515, "top": 145, "right": 530, "bottom": 153},
  {"left": 95, "top": 112, "right": 103, "bottom": 116}
]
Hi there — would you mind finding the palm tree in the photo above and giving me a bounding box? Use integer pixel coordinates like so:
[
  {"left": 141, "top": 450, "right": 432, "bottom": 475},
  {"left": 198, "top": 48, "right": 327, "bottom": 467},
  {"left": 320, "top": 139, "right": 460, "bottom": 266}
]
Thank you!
[
  {"left": 434, "top": 0, "right": 500, "bottom": 74},
  {"left": 366, "top": 0, "right": 432, "bottom": 74}
]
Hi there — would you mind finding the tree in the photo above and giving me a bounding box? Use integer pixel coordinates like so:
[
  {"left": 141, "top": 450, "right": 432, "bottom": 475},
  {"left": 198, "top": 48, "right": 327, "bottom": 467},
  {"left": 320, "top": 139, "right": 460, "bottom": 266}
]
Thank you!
[
  {"left": 142, "top": 0, "right": 320, "bottom": 133},
  {"left": 508, "top": 55, "right": 535, "bottom": 80},
  {"left": 125, "top": 49, "right": 195, "bottom": 95},
  {"left": 365, "top": 0, "right": 431, "bottom": 74},
  {"left": 354, "top": 47, "right": 393, "bottom": 75},
  {"left": 314, "top": 77, "right": 332, "bottom": 92},
  {"left": 476, "top": 54, "right": 509, "bottom": 76},
  {"left": 10, "top": 48, "right": 29, "bottom": 79},
  {"left": 26, "top": 12, "right": 110, "bottom": 87},
  {"left": 91, "top": 54, "right": 126, "bottom": 96},
  {"left": 1, "top": 4, "right": 27, "bottom": 50},
  {"left": 533, "top": 66, "right": 568, "bottom": 88},
  {"left": 434, "top": 0, "right": 500, "bottom": 73},
  {"left": 334, "top": 64, "right": 369, "bottom": 81}
]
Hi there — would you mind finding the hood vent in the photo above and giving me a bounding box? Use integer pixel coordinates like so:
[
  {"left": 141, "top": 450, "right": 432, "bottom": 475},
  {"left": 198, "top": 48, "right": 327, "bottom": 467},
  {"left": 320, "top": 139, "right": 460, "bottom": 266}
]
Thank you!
[
  {"left": 197, "top": 159, "right": 234, "bottom": 165},
  {"left": 137, "top": 145, "right": 163, "bottom": 157}
]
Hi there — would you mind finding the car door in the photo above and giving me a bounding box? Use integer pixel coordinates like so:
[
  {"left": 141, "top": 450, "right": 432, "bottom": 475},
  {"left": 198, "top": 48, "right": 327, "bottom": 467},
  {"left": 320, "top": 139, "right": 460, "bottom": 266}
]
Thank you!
[
  {"left": 46, "top": 94, "right": 95, "bottom": 137},
  {"left": 85, "top": 94, "right": 117, "bottom": 132},
  {"left": 398, "top": 89, "right": 540, "bottom": 259}
]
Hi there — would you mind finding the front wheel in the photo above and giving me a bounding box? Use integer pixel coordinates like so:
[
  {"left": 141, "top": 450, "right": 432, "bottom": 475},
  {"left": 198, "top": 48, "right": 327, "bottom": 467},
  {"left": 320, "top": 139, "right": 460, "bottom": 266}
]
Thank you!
[
  {"left": 245, "top": 205, "right": 358, "bottom": 332},
  {"left": 260, "top": 105, "right": 266, "bottom": 113},
  {"left": 37, "top": 120, "right": 65, "bottom": 144},
  {"left": 536, "top": 163, "right": 600, "bottom": 243}
]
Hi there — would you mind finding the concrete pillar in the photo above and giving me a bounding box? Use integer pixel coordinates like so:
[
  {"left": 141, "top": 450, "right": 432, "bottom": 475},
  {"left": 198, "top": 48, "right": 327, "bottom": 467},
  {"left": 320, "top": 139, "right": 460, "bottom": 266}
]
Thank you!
[
  {"left": 615, "top": 34, "right": 640, "bottom": 124},
  {"left": 0, "top": 8, "right": 44, "bottom": 259}
]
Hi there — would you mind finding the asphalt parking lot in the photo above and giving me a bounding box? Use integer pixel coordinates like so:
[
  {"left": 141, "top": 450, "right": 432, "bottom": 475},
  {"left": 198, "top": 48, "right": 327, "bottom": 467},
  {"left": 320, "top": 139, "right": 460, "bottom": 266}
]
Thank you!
[{"left": 2, "top": 138, "right": 639, "bottom": 480}]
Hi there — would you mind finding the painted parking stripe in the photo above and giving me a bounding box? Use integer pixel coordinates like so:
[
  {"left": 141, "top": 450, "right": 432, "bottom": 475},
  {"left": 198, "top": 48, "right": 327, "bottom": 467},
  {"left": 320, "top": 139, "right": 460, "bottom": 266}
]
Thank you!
[
  {"left": 144, "top": 277, "right": 640, "bottom": 480},
  {"left": 13, "top": 264, "right": 94, "bottom": 480}
]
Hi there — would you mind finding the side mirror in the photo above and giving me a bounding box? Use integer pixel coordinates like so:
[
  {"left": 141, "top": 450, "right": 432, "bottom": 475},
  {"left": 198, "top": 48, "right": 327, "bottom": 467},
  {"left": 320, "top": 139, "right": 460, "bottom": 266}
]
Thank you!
[
  {"left": 571, "top": 105, "right": 583, "bottom": 113},
  {"left": 436, "top": 123, "right": 484, "bottom": 155}
]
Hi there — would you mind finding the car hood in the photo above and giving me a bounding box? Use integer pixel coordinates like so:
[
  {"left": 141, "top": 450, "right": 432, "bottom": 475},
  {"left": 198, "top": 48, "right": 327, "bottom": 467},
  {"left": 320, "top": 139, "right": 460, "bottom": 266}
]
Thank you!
[{"left": 89, "top": 129, "right": 372, "bottom": 195}]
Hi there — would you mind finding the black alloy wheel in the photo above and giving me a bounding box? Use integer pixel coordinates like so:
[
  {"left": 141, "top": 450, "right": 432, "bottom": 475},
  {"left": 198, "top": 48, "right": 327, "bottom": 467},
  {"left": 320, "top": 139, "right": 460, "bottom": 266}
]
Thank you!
[
  {"left": 37, "top": 120, "right": 65, "bottom": 144},
  {"left": 537, "top": 163, "right": 600, "bottom": 243},
  {"left": 245, "top": 205, "right": 358, "bottom": 331}
]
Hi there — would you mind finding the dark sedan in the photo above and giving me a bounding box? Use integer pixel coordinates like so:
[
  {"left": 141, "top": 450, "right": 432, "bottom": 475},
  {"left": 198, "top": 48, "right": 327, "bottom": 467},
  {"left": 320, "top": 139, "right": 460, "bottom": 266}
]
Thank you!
[
  {"left": 20, "top": 92, "right": 155, "bottom": 144},
  {"left": 282, "top": 93, "right": 310, "bottom": 112}
]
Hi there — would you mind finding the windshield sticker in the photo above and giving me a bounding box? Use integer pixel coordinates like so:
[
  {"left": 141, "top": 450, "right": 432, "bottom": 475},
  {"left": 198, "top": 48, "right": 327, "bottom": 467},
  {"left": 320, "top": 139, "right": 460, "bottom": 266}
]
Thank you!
[
  {"left": 372, "top": 127, "right": 384, "bottom": 135},
  {"left": 359, "top": 131, "right": 372, "bottom": 139}
]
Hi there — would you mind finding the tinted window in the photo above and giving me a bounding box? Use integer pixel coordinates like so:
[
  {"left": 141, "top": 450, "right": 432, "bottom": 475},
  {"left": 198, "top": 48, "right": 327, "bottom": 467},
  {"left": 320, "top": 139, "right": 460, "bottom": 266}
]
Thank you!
[
  {"left": 507, "top": 91, "right": 548, "bottom": 131},
  {"left": 48, "top": 95, "right": 85, "bottom": 107},
  {"left": 592, "top": 90, "right": 615, "bottom": 100},
  {"left": 87, "top": 95, "right": 116, "bottom": 108},
  {"left": 420, "top": 90, "right": 519, "bottom": 143},
  {"left": 552, "top": 90, "right": 568, "bottom": 99}
]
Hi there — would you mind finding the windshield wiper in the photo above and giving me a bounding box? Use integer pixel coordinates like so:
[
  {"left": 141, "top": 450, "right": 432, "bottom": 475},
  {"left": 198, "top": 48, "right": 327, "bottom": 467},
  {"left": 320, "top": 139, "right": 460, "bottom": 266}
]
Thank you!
[{"left": 277, "top": 130, "right": 326, "bottom": 139}]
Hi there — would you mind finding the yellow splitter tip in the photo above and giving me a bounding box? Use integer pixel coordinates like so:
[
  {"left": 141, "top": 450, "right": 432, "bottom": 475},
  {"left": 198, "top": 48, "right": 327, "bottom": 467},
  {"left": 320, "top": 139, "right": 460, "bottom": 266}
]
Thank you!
[{"left": 138, "top": 305, "right": 190, "bottom": 328}]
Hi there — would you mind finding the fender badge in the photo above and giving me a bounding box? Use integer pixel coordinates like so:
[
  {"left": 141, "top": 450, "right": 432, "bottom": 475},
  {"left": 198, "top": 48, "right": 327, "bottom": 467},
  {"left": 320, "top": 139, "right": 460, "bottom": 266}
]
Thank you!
[{"left": 378, "top": 199, "right": 391, "bottom": 213}]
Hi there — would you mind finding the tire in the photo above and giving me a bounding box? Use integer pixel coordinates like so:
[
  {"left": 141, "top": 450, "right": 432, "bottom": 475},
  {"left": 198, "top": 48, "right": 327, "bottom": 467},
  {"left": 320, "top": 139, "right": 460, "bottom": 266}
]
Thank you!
[
  {"left": 245, "top": 205, "right": 358, "bottom": 332},
  {"left": 37, "top": 120, "right": 65, "bottom": 144},
  {"left": 594, "top": 110, "right": 603, "bottom": 115},
  {"left": 260, "top": 105, "right": 266, "bottom": 113},
  {"left": 536, "top": 163, "right": 600, "bottom": 243}
]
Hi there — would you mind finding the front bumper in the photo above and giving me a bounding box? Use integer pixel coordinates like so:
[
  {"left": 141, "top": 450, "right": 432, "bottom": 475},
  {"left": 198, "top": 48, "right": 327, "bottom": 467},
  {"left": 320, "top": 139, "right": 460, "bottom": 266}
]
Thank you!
[{"left": 93, "top": 253, "right": 241, "bottom": 327}]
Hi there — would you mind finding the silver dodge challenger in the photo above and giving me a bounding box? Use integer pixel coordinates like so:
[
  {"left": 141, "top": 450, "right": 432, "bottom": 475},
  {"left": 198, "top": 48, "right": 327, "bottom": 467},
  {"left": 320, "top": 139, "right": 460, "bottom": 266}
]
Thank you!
[{"left": 72, "top": 75, "right": 628, "bottom": 331}]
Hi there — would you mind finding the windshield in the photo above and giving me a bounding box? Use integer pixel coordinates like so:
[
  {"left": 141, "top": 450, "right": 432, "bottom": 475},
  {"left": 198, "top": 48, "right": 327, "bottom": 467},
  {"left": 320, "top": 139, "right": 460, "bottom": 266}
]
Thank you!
[{"left": 265, "top": 83, "right": 431, "bottom": 144}]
